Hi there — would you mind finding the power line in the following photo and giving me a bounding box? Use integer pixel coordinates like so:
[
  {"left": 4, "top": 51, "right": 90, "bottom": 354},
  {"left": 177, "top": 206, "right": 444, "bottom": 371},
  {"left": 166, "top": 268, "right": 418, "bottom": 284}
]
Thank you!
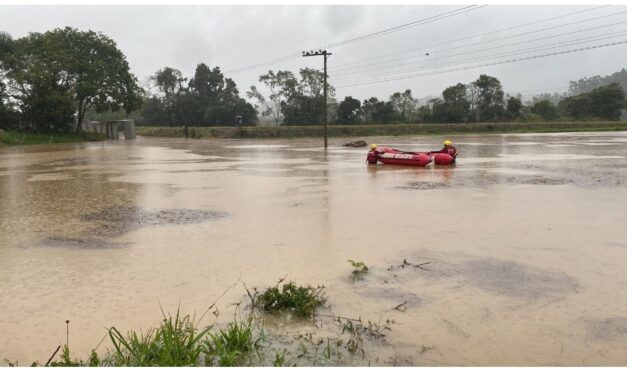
[
  {"left": 330, "top": 5, "right": 610, "bottom": 71},
  {"left": 330, "top": 8, "right": 627, "bottom": 75},
  {"left": 331, "top": 22, "right": 627, "bottom": 80},
  {"left": 331, "top": 29, "right": 627, "bottom": 84},
  {"left": 336, "top": 21, "right": 627, "bottom": 79},
  {"left": 318, "top": 5, "right": 485, "bottom": 50},
  {"left": 334, "top": 39, "right": 627, "bottom": 88},
  {"left": 223, "top": 5, "right": 485, "bottom": 75}
]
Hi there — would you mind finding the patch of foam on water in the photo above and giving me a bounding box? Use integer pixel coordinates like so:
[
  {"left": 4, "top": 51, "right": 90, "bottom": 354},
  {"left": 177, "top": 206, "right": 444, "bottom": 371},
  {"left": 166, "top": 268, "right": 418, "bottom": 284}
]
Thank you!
[
  {"left": 499, "top": 153, "right": 623, "bottom": 162},
  {"left": 224, "top": 144, "right": 290, "bottom": 149},
  {"left": 456, "top": 167, "right": 539, "bottom": 176},
  {"left": 27, "top": 173, "right": 73, "bottom": 182},
  {"left": 327, "top": 149, "right": 368, "bottom": 154},
  {"left": 503, "top": 142, "right": 542, "bottom": 146},
  {"left": 287, "top": 147, "right": 326, "bottom": 152},
  {"left": 462, "top": 154, "right": 623, "bottom": 163},
  {"left": 573, "top": 142, "right": 620, "bottom": 146},
  {"left": 294, "top": 165, "right": 329, "bottom": 171}
]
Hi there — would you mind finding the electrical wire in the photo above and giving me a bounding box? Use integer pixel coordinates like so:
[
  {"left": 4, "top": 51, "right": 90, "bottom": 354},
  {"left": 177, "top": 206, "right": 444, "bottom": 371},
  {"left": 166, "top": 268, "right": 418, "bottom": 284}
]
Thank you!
[
  {"left": 331, "top": 29, "right": 627, "bottom": 84},
  {"left": 330, "top": 8, "right": 627, "bottom": 75},
  {"left": 334, "top": 39, "right": 627, "bottom": 88},
  {"left": 330, "top": 5, "right": 610, "bottom": 70},
  {"left": 223, "top": 5, "right": 485, "bottom": 75}
]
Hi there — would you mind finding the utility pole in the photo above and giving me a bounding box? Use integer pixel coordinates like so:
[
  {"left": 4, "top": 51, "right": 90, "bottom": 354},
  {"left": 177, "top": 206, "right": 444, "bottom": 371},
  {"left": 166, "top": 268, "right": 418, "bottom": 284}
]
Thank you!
[{"left": 303, "top": 49, "right": 332, "bottom": 148}]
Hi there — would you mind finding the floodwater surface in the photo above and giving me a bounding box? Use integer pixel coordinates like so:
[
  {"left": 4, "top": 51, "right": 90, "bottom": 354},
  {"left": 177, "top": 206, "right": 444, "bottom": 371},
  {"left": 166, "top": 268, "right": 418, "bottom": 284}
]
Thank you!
[{"left": 1, "top": 132, "right": 627, "bottom": 365}]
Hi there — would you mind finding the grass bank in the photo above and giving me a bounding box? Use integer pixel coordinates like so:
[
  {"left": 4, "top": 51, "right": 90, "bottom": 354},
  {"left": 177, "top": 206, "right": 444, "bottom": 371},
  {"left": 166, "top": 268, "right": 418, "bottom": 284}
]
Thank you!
[
  {"left": 137, "top": 121, "right": 627, "bottom": 140},
  {"left": 6, "top": 280, "right": 391, "bottom": 367},
  {"left": 0, "top": 130, "right": 105, "bottom": 147}
]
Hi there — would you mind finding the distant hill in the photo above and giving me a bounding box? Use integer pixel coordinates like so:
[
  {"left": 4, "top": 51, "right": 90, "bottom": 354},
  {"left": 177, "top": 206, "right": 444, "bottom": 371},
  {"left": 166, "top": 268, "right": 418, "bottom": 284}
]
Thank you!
[{"left": 568, "top": 68, "right": 627, "bottom": 96}]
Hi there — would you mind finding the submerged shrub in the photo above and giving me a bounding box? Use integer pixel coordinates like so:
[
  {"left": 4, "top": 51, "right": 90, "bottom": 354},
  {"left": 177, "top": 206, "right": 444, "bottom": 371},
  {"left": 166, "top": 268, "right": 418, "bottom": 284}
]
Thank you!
[
  {"left": 256, "top": 282, "right": 326, "bottom": 318},
  {"left": 347, "top": 260, "right": 369, "bottom": 281}
]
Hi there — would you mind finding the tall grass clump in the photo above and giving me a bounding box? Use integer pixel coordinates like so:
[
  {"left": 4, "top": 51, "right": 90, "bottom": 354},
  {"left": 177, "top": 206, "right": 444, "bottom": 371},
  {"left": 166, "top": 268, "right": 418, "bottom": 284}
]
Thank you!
[
  {"left": 106, "top": 310, "right": 210, "bottom": 366},
  {"left": 255, "top": 281, "right": 326, "bottom": 319},
  {"left": 203, "top": 318, "right": 258, "bottom": 366}
]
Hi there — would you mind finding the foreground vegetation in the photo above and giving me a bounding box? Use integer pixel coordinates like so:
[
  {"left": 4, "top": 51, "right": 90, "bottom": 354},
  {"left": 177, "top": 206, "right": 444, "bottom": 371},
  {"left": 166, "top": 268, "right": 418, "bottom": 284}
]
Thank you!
[
  {"left": 7, "top": 279, "right": 393, "bottom": 367},
  {"left": 0, "top": 130, "right": 105, "bottom": 146},
  {"left": 136, "top": 121, "right": 627, "bottom": 140}
]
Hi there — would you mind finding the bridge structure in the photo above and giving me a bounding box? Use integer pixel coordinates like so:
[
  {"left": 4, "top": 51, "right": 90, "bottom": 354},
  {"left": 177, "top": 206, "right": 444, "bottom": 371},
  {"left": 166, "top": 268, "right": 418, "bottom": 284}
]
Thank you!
[{"left": 81, "top": 120, "right": 136, "bottom": 140}]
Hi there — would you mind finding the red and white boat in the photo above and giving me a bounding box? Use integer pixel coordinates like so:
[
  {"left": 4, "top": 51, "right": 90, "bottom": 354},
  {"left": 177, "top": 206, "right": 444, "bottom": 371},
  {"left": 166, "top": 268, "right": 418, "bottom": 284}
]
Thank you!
[{"left": 367, "top": 147, "right": 455, "bottom": 166}]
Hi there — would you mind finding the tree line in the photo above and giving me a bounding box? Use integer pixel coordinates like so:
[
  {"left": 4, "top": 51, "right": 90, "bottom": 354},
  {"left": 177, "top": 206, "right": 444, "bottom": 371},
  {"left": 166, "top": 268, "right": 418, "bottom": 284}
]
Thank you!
[
  {"left": 141, "top": 64, "right": 257, "bottom": 135},
  {"left": 1, "top": 26, "right": 626, "bottom": 133},
  {"left": 332, "top": 74, "right": 626, "bottom": 125},
  {"left": 0, "top": 28, "right": 142, "bottom": 133}
]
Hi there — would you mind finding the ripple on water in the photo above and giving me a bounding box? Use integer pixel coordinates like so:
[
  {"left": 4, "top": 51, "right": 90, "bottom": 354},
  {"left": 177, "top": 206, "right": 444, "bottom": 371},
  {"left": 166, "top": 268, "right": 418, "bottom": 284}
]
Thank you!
[
  {"left": 587, "top": 317, "right": 627, "bottom": 341},
  {"left": 82, "top": 206, "right": 229, "bottom": 236},
  {"left": 39, "top": 236, "right": 129, "bottom": 250},
  {"left": 27, "top": 173, "right": 74, "bottom": 182}
]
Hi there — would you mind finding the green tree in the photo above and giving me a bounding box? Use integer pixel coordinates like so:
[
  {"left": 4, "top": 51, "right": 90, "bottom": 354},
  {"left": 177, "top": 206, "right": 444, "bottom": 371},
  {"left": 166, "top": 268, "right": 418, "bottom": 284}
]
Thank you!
[
  {"left": 337, "top": 96, "right": 361, "bottom": 125},
  {"left": 505, "top": 95, "right": 523, "bottom": 120},
  {"left": 471, "top": 74, "right": 505, "bottom": 121},
  {"left": 361, "top": 97, "right": 396, "bottom": 124},
  {"left": 1, "top": 27, "right": 142, "bottom": 132},
  {"left": 588, "top": 83, "right": 625, "bottom": 120},
  {"left": 247, "top": 70, "right": 297, "bottom": 125},
  {"left": 416, "top": 105, "right": 432, "bottom": 123},
  {"left": 1, "top": 30, "right": 74, "bottom": 131},
  {"left": 389, "top": 89, "right": 417, "bottom": 123},
  {"left": 440, "top": 83, "right": 470, "bottom": 123},
  {"left": 282, "top": 68, "right": 334, "bottom": 125},
  {"left": 0, "top": 80, "right": 9, "bottom": 128},
  {"left": 139, "top": 96, "right": 168, "bottom": 126},
  {"left": 151, "top": 67, "right": 186, "bottom": 126},
  {"left": 531, "top": 99, "right": 558, "bottom": 120},
  {"left": 250, "top": 68, "right": 334, "bottom": 126},
  {"left": 559, "top": 95, "right": 587, "bottom": 119}
]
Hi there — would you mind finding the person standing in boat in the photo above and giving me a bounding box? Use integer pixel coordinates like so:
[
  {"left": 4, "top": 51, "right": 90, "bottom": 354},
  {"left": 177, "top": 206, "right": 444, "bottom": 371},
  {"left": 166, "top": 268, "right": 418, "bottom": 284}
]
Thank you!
[{"left": 431, "top": 140, "right": 458, "bottom": 160}]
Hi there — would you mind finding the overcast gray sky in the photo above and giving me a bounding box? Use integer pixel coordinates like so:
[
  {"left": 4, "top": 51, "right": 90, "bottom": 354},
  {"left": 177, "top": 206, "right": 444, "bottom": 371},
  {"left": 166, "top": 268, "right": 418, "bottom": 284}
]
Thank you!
[{"left": 1, "top": 4, "right": 627, "bottom": 102}]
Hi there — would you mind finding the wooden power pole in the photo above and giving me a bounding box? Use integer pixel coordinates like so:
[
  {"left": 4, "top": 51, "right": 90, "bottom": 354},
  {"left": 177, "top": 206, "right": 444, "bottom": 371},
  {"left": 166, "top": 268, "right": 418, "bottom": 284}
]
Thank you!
[{"left": 303, "top": 49, "right": 332, "bottom": 148}]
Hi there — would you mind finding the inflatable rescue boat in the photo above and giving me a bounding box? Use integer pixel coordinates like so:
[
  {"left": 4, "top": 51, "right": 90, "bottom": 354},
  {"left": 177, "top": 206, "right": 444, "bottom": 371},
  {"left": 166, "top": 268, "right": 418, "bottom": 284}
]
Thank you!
[{"left": 367, "top": 147, "right": 455, "bottom": 166}]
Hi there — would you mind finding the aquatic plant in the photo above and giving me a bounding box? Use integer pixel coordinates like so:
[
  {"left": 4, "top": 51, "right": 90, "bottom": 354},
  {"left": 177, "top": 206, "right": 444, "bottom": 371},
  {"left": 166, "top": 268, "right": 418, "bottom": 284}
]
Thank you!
[
  {"left": 347, "top": 260, "right": 369, "bottom": 281},
  {"left": 255, "top": 281, "right": 327, "bottom": 319}
]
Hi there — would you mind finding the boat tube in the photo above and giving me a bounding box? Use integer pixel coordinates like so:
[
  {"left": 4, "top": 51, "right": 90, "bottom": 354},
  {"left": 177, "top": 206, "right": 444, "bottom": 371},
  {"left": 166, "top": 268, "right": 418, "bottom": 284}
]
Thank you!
[
  {"left": 433, "top": 153, "right": 455, "bottom": 165},
  {"left": 368, "top": 147, "right": 432, "bottom": 167}
]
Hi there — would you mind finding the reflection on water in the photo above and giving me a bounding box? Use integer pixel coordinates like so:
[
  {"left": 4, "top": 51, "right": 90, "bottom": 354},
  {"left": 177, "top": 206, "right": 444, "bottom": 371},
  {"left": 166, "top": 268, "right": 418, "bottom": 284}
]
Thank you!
[{"left": 1, "top": 132, "right": 627, "bottom": 365}]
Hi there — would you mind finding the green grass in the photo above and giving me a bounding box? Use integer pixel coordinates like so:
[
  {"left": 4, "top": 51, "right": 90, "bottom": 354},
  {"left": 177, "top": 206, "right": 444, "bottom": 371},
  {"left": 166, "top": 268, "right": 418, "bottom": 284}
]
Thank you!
[
  {"left": 0, "top": 130, "right": 105, "bottom": 146},
  {"left": 105, "top": 310, "right": 210, "bottom": 366},
  {"left": 17, "top": 280, "right": 396, "bottom": 367},
  {"left": 204, "top": 319, "right": 257, "bottom": 366},
  {"left": 136, "top": 121, "right": 627, "bottom": 140},
  {"left": 255, "top": 281, "right": 327, "bottom": 319}
]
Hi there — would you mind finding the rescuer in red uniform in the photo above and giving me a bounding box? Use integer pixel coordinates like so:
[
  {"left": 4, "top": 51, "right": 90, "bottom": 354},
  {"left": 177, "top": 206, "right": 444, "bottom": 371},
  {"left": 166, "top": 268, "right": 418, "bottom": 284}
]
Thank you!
[
  {"left": 367, "top": 143, "right": 382, "bottom": 164},
  {"left": 431, "top": 140, "right": 457, "bottom": 160}
]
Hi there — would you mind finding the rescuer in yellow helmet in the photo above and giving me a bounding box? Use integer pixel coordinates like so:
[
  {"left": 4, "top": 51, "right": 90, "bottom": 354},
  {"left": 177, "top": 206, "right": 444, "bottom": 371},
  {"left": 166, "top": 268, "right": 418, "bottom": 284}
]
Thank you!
[
  {"left": 430, "top": 140, "right": 458, "bottom": 160},
  {"left": 367, "top": 144, "right": 381, "bottom": 164}
]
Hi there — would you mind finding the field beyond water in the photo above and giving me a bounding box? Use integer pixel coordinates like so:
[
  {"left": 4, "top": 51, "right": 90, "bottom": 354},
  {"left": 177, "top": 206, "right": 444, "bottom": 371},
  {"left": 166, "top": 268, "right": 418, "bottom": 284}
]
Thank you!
[
  {"left": 137, "top": 121, "right": 627, "bottom": 139},
  {"left": 0, "top": 130, "right": 105, "bottom": 146}
]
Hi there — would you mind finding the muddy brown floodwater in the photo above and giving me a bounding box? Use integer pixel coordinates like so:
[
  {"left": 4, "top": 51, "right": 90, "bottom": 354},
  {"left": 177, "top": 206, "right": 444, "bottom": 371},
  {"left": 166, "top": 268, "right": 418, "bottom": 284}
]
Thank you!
[{"left": 1, "top": 132, "right": 627, "bottom": 366}]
